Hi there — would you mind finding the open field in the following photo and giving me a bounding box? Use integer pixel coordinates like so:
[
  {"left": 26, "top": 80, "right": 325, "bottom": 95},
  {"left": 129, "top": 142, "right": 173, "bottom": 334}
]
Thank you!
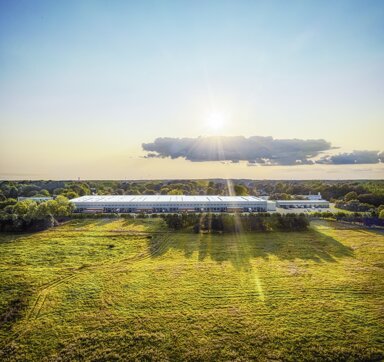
[{"left": 0, "top": 218, "right": 383, "bottom": 361}]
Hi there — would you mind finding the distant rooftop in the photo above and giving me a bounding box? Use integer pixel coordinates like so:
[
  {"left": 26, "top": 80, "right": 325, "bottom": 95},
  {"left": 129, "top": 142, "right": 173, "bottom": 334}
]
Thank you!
[
  {"left": 17, "top": 197, "right": 53, "bottom": 201},
  {"left": 276, "top": 199, "right": 328, "bottom": 203}
]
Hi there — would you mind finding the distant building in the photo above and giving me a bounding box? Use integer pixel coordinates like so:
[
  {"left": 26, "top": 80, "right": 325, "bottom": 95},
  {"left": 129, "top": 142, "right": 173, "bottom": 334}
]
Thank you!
[
  {"left": 17, "top": 197, "right": 53, "bottom": 203},
  {"left": 297, "top": 192, "right": 323, "bottom": 200},
  {"left": 276, "top": 199, "right": 329, "bottom": 209},
  {"left": 266, "top": 200, "right": 277, "bottom": 211},
  {"left": 258, "top": 195, "right": 270, "bottom": 200},
  {"left": 70, "top": 195, "right": 269, "bottom": 213}
]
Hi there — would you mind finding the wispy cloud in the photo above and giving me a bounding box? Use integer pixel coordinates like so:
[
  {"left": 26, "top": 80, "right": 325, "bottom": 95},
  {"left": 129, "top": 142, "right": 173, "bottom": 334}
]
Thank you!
[{"left": 317, "top": 150, "right": 382, "bottom": 165}]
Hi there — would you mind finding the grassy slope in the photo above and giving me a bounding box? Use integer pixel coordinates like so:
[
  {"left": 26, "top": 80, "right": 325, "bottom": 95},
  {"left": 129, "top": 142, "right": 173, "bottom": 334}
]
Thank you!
[{"left": 0, "top": 219, "right": 383, "bottom": 361}]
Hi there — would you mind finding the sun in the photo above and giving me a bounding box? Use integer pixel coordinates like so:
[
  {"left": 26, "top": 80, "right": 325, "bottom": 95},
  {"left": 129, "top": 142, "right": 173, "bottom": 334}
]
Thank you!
[{"left": 206, "top": 111, "right": 226, "bottom": 134}]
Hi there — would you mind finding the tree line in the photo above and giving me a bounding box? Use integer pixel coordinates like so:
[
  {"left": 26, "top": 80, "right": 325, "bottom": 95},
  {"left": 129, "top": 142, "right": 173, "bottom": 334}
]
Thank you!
[
  {"left": 1, "top": 179, "right": 383, "bottom": 232},
  {"left": 312, "top": 210, "right": 384, "bottom": 227},
  {"left": 0, "top": 196, "right": 74, "bottom": 232},
  {"left": 1, "top": 179, "right": 383, "bottom": 203}
]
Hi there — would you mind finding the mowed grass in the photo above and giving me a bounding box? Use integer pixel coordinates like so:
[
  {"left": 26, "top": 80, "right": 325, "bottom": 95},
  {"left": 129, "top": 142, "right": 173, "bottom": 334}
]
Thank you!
[{"left": 0, "top": 218, "right": 383, "bottom": 361}]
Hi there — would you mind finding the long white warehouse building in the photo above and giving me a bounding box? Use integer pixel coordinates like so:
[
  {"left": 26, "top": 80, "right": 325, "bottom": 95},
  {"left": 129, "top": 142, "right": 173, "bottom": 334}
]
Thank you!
[{"left": 70, "top": 195, "right": 274, "bottom": 213}]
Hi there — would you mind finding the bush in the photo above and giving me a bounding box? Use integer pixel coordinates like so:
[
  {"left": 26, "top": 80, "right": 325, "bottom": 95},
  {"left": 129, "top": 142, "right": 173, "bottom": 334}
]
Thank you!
[
  {"left": 379, "top": 210, "right": 384, "bottom": 220},
  {"left": 335, "top": 200, "right": 375, "bottom": 212}
]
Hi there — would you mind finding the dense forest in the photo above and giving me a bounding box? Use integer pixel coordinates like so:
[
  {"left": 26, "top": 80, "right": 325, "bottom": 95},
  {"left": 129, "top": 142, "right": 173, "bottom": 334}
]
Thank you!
[
  {"left": 1, "top": 179, "right": 383, "bottom": 201},
  {"left": 0, "top": 179, "right": 383, "bottom": 232}
]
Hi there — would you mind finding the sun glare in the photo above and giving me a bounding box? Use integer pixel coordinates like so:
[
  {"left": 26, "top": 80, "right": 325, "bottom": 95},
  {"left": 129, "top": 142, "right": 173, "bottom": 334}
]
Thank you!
[{"left": 206, "top": 111, "right": 226, "bottom": 134}]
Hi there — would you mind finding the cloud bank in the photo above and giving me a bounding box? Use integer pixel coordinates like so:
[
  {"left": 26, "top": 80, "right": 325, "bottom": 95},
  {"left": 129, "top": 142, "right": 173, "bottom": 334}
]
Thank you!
[
  {"left": 318, "top": 150, "right": 383, "bottom": 164},
  {"left": 143, "top": 136, "right": 332, "bottom": 165},
  {"left": 142, "top": 136, "right": 383, "bottom": 166}
]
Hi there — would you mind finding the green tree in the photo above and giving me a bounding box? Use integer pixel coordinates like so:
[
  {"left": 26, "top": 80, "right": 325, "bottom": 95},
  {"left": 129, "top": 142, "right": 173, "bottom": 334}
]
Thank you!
[
  {"left": 144, "top": 189, "right": 156, "bottom": 195},
  {"left": 35, "top": 202, "right": 51, "bottom": 219},
  {"left": 168, "top": 189, "right": 183, "bottom": 195},
  {"left": 234, "top": 185, "right": 248, "bottom": 196},
  {"left": 13, "top": 200, "right": 38, "bottom": 221},
  {"left": 36, "top": 189, "right": 50, "bottom": 197},
  {"left": 53, "top": 188, "right": 65, "bottom": 195},
  {"left": 7, "top": 186, "right": 18, "bottom": 199},
  {"left": 160, "top": 188, "right": 170, "bottom": 195},
  {"left": 344, "top": 191, "right": 358, "bottom": 201},
  {"left": 55, "top": 196, "right": 75, "bottom": 216},
  {"left": 14, "top": 200, "right": 37, "bottom": 217},
  {"left": 64, "top": 191, "right": 79, "bottom": 199},
  {"left": 44, "top": 196, "right": 74, "bottom": 218}
]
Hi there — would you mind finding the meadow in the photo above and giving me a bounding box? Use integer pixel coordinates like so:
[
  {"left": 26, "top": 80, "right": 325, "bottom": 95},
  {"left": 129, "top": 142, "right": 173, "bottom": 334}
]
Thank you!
[{"left": 0, "top": 218, "right": 383, "bottom": 361}]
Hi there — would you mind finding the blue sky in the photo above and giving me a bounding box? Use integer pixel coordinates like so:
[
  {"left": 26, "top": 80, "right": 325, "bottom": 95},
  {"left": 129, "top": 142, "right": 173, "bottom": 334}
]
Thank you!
[{"left": 0, "top": 0, "right": 383, "bottom": 179}]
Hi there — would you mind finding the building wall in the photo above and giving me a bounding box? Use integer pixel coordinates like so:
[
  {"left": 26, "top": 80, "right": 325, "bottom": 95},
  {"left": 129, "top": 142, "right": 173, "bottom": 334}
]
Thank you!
[
  {"left": 267, "top": 201, "right": 277, "bottom": 211},
  {"left": 276, "top": 200, "right": 329, "bottom": 208},
  {"left": 72, "top": 200, "right": 268, "bottom": 213}
]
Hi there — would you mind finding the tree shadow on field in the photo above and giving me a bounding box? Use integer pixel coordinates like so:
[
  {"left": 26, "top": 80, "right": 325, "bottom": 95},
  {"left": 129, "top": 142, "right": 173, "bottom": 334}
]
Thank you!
[
  {"left": 148, "top": 233, "right": 200, "bottom": 259},
  {"left": 0, "top": 233, "right": 33, "bottom": 243},
  {"left": 245, "top": 229, "right": 354, "bottom": 263},
  {"left": 69, "top": 219, "right": 117, "bottom": 229},
  {"left": 147, "top": 228, "right": 354, "bottom": 270}
]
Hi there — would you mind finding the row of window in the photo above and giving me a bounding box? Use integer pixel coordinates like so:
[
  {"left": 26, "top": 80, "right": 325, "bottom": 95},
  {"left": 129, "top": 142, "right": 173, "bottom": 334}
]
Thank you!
[
  {"left": 77, "top": 203, "right": 264, "bottom": 208},
  {"left": 85, "top": 206, "right": 267, "bottom": 213}
]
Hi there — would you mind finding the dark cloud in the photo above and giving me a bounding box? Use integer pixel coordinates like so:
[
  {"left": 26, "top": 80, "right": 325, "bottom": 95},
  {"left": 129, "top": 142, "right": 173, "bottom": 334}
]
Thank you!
[
  {"left": 318, "top": 150, "right": 381, "bottom": 164},
  {"left": 142, "top": 136, "right": 331, "bottom": 165}
]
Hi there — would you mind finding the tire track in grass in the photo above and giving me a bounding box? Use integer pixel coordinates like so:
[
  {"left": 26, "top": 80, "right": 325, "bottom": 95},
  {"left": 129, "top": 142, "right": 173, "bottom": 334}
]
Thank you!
[
  {"left": 0, "top": 231, "right": 174, "bottom": 352},
  {"left": 25, "top": 232, "right": 173, "bottom": 320},
  {"left": 26, "top": 273, "right": 78, "bottom": 320}
]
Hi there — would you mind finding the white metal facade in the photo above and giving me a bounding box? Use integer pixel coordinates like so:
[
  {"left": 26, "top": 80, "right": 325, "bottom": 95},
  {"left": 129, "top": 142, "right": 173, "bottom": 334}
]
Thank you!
[
  {"left": 276, "top": 199, "right": 329, "bottom": 208},
  {"left": 70, "top": 195, "right": 268, "bottom": 213}
]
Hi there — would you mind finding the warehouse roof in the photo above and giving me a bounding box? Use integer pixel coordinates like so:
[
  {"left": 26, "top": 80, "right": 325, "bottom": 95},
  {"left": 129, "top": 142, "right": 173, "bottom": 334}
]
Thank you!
[{"left": 70, "top": 195, "right": 265, "bottom": 203}]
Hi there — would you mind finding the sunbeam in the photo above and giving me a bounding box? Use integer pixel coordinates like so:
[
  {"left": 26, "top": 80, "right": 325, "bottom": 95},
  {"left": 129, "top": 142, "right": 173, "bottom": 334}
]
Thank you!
[{"left": 224, "top": 179, "right": 266, "bottom": 302}]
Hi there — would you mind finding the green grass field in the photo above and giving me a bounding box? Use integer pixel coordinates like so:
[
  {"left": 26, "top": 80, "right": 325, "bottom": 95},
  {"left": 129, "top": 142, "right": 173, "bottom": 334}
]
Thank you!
[{"left": 0, "top": 218, "right": 383, "bottom": 361}]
